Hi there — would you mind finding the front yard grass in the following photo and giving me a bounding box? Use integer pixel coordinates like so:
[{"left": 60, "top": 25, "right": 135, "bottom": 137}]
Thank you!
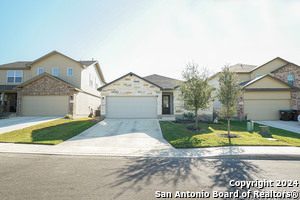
[
  {"left": 0, "top": 118, "right": 98, "bottom": 145},
  {"left": 160, "top": 120, "right": 300, "bottom": 148}
]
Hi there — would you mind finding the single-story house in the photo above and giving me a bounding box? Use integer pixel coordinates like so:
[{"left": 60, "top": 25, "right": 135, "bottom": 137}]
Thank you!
[{"left": 98, "top": 72, "right": 213, "bottom": 119}]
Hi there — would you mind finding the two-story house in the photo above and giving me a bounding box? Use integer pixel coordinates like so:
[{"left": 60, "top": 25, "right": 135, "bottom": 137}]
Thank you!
[
  {"left": 0, "top": 51, "right": 106, "bottom": 117},
  {"left": 210, "top": 57, "right": 300, "bottom": 120}
]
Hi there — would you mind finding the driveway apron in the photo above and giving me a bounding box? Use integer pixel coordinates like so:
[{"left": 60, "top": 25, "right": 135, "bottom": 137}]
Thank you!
[{"left": 56, "top": 119, "right": 174, "bottom": 156}]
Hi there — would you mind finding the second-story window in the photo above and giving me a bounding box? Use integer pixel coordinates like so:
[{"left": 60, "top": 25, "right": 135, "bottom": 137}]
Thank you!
[
  {"left": 89, "top": 73, "right": 93, "bottom": 87},
  {"left": 95, "top": 77, "right": 98, "bottom": 89},
  {"left": 68, "top": 68, "right": 73, "bottom": 76},
  {"left": 37, "top": 68, "right": 44, "bottom": 75},
  {"left": 287, "top": 74, "right": 294, "bottom": 86},
  {"left": 256, "top": 75, "right": 262, "bottom": 78},
  {"left": 52, "top": 68, "right": 58, "bottom": 76},
  {"left": 7, "top": 70, "right": 23, "bottom": 83}
]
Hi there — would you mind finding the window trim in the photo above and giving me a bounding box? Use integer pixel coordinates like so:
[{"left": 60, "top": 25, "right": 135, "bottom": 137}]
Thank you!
[
  {"left": 52, "top": 68, "right": 58, "bottom": 76},
  {"left": 7, "top": 70, "right": 23, "bottom": 83},
  {"left": 287, "top": 74, "right": 294, "bottom": 86},
  {"left": 67, "top": 68, "right": 73, "bottom": 76},
  {"left": 37, "top": 68, "right": 44, "bottom": 75}
]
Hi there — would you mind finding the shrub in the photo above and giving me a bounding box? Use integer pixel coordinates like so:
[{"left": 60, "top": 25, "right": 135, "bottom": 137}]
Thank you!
[
  {"left": 183, "top": 112, "right": 195, "bottom": 122},
  {"left": 65, "top": 114, "right": 73, "bottom": 119}
]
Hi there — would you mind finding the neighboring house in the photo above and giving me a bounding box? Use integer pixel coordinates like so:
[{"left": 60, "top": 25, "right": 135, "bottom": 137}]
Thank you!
[
  {"left": 210, "top": 57, "right": 300, "bottom": 120},
  {"left": 0, "top": 51, "right": 106, "bottom": 117},
  {"left": 98, "top": 72, "right": 212, "bottom": 119}
]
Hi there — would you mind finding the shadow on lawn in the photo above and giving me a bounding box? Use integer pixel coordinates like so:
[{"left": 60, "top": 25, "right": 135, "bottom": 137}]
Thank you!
[
  {"left": 30, "top": 120, "right": 96, "bottom": 144},
  {"left": 105, "top": 157, "right": 262, "bottom": 199}
]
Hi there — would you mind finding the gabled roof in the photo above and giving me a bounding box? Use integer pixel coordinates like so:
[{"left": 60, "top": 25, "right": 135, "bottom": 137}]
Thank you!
[
  {"left": 16, "top": 72, "right": 81, "bottom": 91},
  {"left": 0, "top": 85, "right": 18, "bottom": 92},
  {"left": 25, "top": 50, "right": 87, "bottom": 68},
  {"left": 0, "top": 61, "right": 31, "bottom": 69},
  {"left": 143, "top": 74, "right": 181, "bottom": 89},
  {"left": 0, "top": 51, "right": 106, "bottom": 84},
  {"left": 98, "top": 72, "right": 163, "bottom": 91},
  {"left": 228, "top": 64, "right": 257, "bottom": 73},
  {"left": 242, "top": 74, "right": 300, "bottom": 91},
  {"left": 250, "top": 57, "right": 290, "bottom": 72},
  {"left": 270, "top": 62, "right": 300, "bottom": 73}
]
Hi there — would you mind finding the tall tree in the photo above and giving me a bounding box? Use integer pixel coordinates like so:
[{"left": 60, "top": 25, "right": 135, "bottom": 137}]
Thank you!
[
  {"left": 180, "top": 63, "right": 214, "bottom": 128},
  {"left": 217, "top": 66, "right": 242, "bottom": 137}
]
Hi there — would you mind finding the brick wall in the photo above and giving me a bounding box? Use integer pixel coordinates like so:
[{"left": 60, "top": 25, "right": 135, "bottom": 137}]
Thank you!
[
  {"left": 274, "top": 64, "right": 300, "bottom": 109},
  {"left": 16, "top": 75, "right": 76, "bottom": 115}
]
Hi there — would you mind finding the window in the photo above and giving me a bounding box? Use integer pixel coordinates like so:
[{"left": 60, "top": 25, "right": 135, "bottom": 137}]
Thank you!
[
  {"left": 89, "top": 73, "right": 93, "bottom": 87},
  {"left": 67, "top": 68, "right": 73, "bottom": 76},
  {"left": 37, "top": 68, "right": 44, "bottom": 75},
  {"left": 287, "top": 74, "right": 294, "bottom": 86},
  {"left": 52, "top": 68, "right": 58, "bottom": 76},
  {"left": 255, "top": 75, "right": 262, "bottom": 78},
  {"left": 7, "top": 70, "right": 23, "bottom": 83}
]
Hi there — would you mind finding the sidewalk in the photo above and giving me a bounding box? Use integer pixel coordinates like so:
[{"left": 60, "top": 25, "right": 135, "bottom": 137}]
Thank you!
[{"left": 0, "top": 142, "right": 299, "bottom": 159}]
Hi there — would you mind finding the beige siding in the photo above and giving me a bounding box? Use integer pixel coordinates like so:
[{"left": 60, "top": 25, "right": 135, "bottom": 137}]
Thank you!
[
  {"left": 251, "top": 59, "right": 288, "bottom": 79},
  {"left": 80, "top": 64, "right": 102, "bottom": 96},
  {"left": 0, "top": 69, "right": 31, "bottom": 85},
  {"left": 101, "top": 75, "right": 162, "bottom": 117},
  {"left": 29, "top": 53, "right": 82, "bottom": 88},
  {"left": 75, "top": 92, "right": 101, "bottom": 116},
  {"left": 246, "top": 76, "right": 290, "bottom": 89},
  {"left": 236, "top": 73, "right": 251, "bottom": 83},
  {"left": 21, "top": 95, "right": 69, "bottom": 116}
]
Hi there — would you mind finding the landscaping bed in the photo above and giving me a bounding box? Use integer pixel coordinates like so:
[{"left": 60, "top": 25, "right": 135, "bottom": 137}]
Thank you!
[
  {"left": 0, "top": 118, "right": 98, "bottom": 145},
  {"left": 159, "top": 120, "right": 300, "bottom": 148}
]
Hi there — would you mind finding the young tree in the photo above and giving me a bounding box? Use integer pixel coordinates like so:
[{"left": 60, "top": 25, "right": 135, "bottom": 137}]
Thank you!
[
  {"left": 180, "top": 62, "right": 214, "bottom": 128},
  {"left": 217, "top": 66, "right": 242, "bottom": 137}
]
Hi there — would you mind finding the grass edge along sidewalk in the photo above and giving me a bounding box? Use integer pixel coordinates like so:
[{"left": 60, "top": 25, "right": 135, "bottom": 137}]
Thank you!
[
  {"left": 0, "top": 118, "right": 98, "bottom": 145},
  {"left": 160, "top": 120, "right": 300, "bottom": 148}
]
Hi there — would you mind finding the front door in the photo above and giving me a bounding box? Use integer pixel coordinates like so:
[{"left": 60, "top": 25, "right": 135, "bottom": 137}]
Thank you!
[{"left": 162, "top": 95, "right": 170, "bottom": 114}]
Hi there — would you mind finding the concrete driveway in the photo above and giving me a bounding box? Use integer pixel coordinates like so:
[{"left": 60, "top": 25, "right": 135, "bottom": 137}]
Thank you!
[
  {"left": 255, "top": 120, "right": 300, "bottom": 134},
  {"left": 0, "top": 117, "right": 61, "bottom": 134},
  {"left": 57, "top": 119, "right": 174, "bottom": 156}
]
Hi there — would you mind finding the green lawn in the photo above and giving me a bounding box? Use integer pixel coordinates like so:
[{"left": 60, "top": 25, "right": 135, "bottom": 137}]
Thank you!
[
  {"left": 160, "top": 120, "right": 300, "bottom": 148},
  {"left": 0, "top": 118, "right": 98, "bottom": 145}
]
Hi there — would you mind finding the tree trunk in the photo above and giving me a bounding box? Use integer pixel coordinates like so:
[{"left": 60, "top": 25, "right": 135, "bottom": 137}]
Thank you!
[
  {"left": 195, "top": 109, "right": 198, "bottom": 128},
  {"left": 227, "top": 117, "right": 230, "bottom": 137}
]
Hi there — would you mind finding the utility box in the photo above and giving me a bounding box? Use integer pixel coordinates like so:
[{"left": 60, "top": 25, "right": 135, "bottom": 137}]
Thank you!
[{"left": 247, "top": 121, "right": 254, "bottom": 132}]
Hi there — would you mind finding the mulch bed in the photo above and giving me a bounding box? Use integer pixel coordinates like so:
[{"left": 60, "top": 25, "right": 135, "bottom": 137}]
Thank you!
[
  {"left": 185, "top": 126, "right": 208, "bottom": 132},
  {"left": 217, "top": 133, "right": 241, "bottom": 138}
]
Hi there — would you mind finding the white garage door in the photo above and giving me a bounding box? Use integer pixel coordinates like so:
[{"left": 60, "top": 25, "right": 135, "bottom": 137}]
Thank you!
[
  {"left": 106, "top": 96, "right": 157, "bottom": 119},
  {"left": 21, "top": 95, "right": 69, "bottom": 116},
  {"left": 244, "top": 99, "right": 291, "bottom": 120}
]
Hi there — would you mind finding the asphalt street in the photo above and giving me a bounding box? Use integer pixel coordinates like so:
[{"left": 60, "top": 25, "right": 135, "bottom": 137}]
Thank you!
[{"left": 0, "top": 154, "right": 299, "bottom": 200}]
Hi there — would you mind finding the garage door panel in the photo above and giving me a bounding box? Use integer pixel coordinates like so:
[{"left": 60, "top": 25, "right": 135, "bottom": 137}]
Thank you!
[
  {"left": 106, "top": 97, "right": 157, "bottom": 119},
  {"left": 244, "top": 99, "right": 290, "bottom": 120},
  {"left": 21, "top": 96, "right": 69, "bottom": 116}
]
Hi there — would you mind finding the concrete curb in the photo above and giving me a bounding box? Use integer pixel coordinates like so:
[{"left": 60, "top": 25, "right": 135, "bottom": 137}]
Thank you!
[{"left": 1, "top": 151, "right": 300, "bottom": 160}]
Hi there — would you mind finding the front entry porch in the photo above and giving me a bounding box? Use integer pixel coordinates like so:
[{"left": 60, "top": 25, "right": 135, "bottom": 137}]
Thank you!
[
  {"left": 161, "top": 92, "right": 175, "bottom": 120},
  {"left": 0, "top": 92, "right": 17, "bottom": 117}
]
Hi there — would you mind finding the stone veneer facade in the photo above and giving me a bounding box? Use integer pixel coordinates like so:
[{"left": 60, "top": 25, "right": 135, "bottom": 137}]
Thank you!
[
  {"left": 273, "top": 64, "right": 300, "bottom": 110},
  {"left": 16, "top": 76, "right": 77, "bottom": 115},
  {"left": 100, "top": 74, "right": 213, "bottom": 119},
  {"left": 100, "top": 75, "right": 162, "bottom": 117}
]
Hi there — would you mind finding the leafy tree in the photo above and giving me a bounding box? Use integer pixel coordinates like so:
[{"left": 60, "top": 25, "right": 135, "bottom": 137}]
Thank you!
[
  {"left": 180, "top": 63, "right": 214, "bottom": 128},
  {"left": 217, "top": 66, "right": 242, "bottom": 137}
]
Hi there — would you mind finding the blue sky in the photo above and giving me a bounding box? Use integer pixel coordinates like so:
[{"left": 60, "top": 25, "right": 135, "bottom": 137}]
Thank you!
[{"left": 1, "top": 0, "right": 300, "bottom": 81}]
